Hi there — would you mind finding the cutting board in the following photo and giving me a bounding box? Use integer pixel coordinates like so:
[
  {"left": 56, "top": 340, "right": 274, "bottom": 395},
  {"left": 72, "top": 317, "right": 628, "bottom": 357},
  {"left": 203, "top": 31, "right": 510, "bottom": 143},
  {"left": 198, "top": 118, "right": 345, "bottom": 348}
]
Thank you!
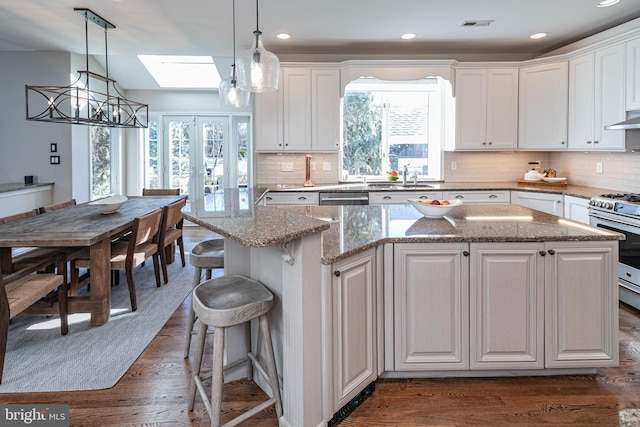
[{"left": 517, "top": 179, "right": 568, "bottom": 187}]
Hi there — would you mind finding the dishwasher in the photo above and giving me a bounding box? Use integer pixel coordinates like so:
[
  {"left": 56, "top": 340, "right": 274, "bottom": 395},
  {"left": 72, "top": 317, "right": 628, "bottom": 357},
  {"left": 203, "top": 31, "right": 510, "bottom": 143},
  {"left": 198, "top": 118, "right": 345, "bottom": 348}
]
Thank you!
[{"left": 318, "top": 192, "right": 369, "bottom": 205}]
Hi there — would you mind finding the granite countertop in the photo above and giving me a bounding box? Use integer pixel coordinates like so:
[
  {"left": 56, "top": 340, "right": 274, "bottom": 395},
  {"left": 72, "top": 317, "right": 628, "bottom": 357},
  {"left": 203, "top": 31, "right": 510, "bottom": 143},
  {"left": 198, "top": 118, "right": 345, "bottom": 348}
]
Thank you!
[
  {"left": 0, "top": 182, "right": 54, "bottom": 194},
  {"left": 182, "top": 189, "right": 623, "bottom": 266},
  {"left": 259, "top": 181, "right": 614, "bottom": 200}
]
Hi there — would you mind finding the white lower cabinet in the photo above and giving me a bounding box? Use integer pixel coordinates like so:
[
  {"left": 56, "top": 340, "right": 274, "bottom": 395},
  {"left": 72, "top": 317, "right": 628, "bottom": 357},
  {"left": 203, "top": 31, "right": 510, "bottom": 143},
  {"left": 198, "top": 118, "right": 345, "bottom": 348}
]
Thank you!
[
  {"left": 563, "top": 195, "right": 590, "bottom": 224},
  {"left": 443, "top": 190, "right": 510, "bottom": 204},
  {"left": 262, "top": 191, "right": 319, "bottom": 205},
  {"left": 544, "top": 240, "right": 618, "bottom": 368},
  {"left": 331, "top": 248, "right": 377, "bottom": 408},
  {"left": 369, "top": 191, "right": 443, "bottom": 205},
  {"left": 393, "top": 243, "right": 470, "bottom": 370},
  {"left": 470, "top": 242, "right": 544, "bottom": 369},
  {"left": 511, "top": 190, "right": 564, "bottom": 216}
]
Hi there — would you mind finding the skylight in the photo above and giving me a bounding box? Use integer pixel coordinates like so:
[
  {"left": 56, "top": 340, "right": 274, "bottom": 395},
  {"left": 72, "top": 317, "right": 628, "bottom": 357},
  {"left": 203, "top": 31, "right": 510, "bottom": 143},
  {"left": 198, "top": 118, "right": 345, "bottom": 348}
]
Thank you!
[{"left": 138, "top": 55, "right": 221, "bottom": 88}]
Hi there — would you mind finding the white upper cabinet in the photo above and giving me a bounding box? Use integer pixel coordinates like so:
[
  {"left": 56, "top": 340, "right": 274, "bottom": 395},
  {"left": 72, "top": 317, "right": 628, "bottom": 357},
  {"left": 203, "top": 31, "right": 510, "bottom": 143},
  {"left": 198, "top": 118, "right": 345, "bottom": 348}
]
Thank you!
[
  {"left": 626, "top": 37, "right": 640, "bottom": 110},
  {"left": 518, "top": 61, "right": 569, "bottom": 150},
  {"left": 455, "top": 68, "right": 519, "bottom": 150},
  {"left": 568, "top": 45, "right": 625, "bottom": 151},
  {"left": 254, "top": 67, "right": 340, "bottom": 152}
]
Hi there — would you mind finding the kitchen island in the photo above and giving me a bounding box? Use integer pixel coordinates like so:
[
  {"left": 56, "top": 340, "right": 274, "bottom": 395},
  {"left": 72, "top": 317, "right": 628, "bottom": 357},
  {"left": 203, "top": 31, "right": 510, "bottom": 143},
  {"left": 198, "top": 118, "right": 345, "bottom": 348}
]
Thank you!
[{"left": 182, "top": 190, "right": 623, "bottom": 427}]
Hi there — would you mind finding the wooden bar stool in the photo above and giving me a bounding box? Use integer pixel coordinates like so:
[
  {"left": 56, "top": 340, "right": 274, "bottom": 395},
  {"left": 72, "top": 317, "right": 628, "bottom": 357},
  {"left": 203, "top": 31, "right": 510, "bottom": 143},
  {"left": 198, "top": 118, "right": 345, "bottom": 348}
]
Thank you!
[
  {"left": 184, "top": 239, "right": 224, "bottom": 358},
  {"left": 188, "top": 274, "right": 282, "bottom": 427}
]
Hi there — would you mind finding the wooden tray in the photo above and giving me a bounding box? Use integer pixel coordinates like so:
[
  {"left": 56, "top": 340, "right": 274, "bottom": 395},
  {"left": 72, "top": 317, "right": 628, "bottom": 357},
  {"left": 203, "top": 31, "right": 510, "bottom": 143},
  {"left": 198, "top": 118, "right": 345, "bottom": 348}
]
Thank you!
[{"left": 517, "top": 179, "right": 568, "bottom": 187}]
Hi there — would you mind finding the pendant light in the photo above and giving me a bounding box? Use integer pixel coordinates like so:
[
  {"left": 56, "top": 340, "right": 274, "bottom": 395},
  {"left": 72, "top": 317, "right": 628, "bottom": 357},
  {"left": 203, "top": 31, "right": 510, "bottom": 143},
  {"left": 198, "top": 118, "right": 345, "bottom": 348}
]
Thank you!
[
  {"left": 219, "top": 0, "right": 251, "bottom": 107},
  {"left": 236, "top": 0, "right": 280, "bottom": 93},
  {"left": 25, "top": 8, "right": 148, "bottom": 128}
]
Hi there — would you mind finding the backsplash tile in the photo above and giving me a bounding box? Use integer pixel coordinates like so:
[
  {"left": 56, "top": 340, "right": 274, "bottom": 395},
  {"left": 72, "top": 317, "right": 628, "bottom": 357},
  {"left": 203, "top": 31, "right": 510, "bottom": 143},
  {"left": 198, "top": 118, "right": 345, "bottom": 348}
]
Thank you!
[{"left": 257, "top": 153, "right": 340, "bottom": 185}]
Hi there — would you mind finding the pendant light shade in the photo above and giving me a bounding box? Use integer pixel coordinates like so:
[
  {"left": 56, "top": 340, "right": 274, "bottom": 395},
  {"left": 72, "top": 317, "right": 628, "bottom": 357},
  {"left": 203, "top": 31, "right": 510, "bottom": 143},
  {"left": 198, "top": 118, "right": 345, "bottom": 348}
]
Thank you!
[
  {"left": 236, "top": 0, "right": 280, "bottom": 93},
  {"left": 219, "top": 65, "right": 251, "bottom": 108}
]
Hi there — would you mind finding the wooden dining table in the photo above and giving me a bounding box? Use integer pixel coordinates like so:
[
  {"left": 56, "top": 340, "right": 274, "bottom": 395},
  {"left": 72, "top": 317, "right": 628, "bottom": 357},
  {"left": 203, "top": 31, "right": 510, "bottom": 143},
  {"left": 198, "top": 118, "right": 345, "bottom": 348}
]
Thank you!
[{"left": 0, "top": 195, "right": 184, "bottom": 326}]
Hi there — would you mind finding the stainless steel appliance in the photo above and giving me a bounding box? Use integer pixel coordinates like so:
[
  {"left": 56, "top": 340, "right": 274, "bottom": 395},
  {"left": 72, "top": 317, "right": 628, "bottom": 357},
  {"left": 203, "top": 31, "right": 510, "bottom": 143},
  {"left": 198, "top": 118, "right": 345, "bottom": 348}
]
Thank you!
[
  {"left": 318, "top": 192, "right": 369, "bottom": 205},
  {"left": 589, "top": 193, "right": 640, "bottom": 309}
]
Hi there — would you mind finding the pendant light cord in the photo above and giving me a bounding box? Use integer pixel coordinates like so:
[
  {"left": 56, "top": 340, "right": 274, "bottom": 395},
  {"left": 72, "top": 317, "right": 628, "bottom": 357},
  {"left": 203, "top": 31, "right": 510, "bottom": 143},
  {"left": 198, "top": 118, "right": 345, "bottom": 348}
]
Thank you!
[{"left": 255, "top": 0, "right": 259, "bottom": 33}]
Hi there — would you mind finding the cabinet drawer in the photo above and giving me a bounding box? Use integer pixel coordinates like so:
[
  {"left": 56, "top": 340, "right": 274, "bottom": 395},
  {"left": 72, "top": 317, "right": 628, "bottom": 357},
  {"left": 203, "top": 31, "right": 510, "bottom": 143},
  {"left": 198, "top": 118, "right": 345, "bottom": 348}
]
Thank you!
[
  {"left": 263, "top": 192, "right": 319, "bottom": 205},
  {"left": 369, "top": 191, "right": 443, "bottom": 205},
  {"left": 443, "top": 191, "right": 510, "bottom": 204}
]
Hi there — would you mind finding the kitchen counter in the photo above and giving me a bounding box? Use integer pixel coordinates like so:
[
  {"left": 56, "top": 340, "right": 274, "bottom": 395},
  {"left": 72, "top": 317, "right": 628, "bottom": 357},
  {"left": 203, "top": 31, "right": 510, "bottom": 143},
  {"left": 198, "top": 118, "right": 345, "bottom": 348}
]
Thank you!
[
  {"left": 0, "top": 182, "right": 53, "bottom": 194},
  {"left": 0, "top": 182, "right": 54, "bottom": 218}
]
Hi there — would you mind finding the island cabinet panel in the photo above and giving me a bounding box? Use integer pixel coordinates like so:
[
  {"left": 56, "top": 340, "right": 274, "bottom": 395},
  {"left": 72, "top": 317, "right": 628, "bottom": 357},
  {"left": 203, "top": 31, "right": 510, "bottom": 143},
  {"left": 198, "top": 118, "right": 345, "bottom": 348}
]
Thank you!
[
  {"left": 331, "top": 248, "right": 377, "bottom": 409},
  {"left": 393, "top": 243, "right": 470, "bottom": 370},
  {"left": 544, "top": 241, "right": 619, "bottom": 368},
  {"left": 470, "top": 243, "right": 545, "bottom": 370}
]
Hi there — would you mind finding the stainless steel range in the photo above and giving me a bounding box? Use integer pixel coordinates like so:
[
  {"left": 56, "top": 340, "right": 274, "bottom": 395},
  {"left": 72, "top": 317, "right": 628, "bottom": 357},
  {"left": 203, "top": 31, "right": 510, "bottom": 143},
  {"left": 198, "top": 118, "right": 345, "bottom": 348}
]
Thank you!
[{"left": 589, "top": 193, "right": 640, "bottom": 310}]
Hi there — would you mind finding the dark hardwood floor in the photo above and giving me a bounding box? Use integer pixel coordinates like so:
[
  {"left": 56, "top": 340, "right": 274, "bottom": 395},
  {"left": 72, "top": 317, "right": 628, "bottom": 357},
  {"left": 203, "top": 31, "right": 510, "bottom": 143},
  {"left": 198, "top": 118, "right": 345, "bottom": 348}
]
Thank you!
[{"left": 1, "top": 226, "right": 640, "bottom": 426}]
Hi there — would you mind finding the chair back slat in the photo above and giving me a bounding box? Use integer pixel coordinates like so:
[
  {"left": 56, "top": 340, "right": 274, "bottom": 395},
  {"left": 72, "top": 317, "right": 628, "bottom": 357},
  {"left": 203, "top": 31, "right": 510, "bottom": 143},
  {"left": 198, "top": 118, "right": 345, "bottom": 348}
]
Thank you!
[
  {"left": 39, "top": 199, "right": 76, "bottom": 214},
  {"left": 142, "top": 188, "right": 180, "bottom": 196},
  {"left": 132, "top": 209, "right": 163, "bottom": 247},
  {"left": 0, "top": 210, "right": 37, "bottom": 224},
  {"left": 162, "top": 198, "right": 187, "bottom": 231}
]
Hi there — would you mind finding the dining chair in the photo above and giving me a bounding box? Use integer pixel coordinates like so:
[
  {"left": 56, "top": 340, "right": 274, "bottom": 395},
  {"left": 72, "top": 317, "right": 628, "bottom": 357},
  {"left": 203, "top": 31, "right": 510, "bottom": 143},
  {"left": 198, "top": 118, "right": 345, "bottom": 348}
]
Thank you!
[
  {"left": 142, "top": 188, "right": 180, "bottom": 196},
  {"left": 158, "top": 198, "right": 187, "bottom": 284},
  {"left": 38, "top": 199, "right": 76, "bottom": 214},
  {"left": 71, "top": 208, "right": 164, "bottom": 311},
  {"left": 0, "top": 254, "right": 68, "bottom": 383}
]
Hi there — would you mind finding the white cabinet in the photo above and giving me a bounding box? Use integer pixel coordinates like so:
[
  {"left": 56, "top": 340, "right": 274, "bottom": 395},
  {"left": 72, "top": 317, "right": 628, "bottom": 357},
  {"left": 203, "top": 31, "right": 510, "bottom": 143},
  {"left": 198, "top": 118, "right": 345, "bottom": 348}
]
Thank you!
[
  {"left": 0, "top": 185, "right": 53, "bottom": 217},
  {"left": 626, "top": 37, "right": 640, "bottom": 110},
  {"left": 563, "top": 195, "right": 590, "bottom": 224},
  {"left": 518, "top": 62, "right": 569, "bottom": 150},
  {"left": 255, "top": 67, "right": 340, "bottom": 152},
  {"left": 369, "top": 191, "right": 443, "bottom": 205},
  {"left": 568, "top": 45, "right": 626, "bottom": 151},
  {"left": 544, "top": 241, "right": 618, "bottom": 368},
  {"left": 511, "top": 190, "right": 564, "bottom": 216},
  {"left": 262, "top": 191, "right": 319, "bottom": 205},
  {"left": 393, "top": 243, "right": 469, "bottom": 370},
  {"left": 331, "top": 249, "right": 377, "bottom": 408},
  {"left": 442, "top": 190, "right": 510, "bottom": 204},
  {"left": 455, "top": 68, "right": 518, "bottom": 150},
  {"left": 470, "top": 243, "right": 544, "bottom": 369}
]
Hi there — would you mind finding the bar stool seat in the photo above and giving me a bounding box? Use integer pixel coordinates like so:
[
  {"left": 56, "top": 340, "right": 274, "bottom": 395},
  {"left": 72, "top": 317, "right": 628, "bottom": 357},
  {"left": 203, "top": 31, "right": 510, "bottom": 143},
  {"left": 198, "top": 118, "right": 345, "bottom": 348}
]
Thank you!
[
  {"left": 184, "top": 239, "right": 224, "bottom": 358},
  {"left": 188, "top": 274, "right": 282, "bottom": 427}
]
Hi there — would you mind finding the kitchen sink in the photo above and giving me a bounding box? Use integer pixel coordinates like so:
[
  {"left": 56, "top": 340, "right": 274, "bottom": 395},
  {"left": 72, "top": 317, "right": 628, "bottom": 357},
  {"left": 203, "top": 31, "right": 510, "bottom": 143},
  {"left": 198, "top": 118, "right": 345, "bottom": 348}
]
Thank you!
[{"left": 367, "top": 183, "right": 434, "bottom": 189}]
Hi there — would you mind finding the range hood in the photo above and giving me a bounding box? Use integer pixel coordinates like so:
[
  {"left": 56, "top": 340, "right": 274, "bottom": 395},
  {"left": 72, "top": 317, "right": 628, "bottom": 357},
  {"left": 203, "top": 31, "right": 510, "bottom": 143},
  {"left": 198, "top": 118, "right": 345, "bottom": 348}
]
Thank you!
[{"left": 605, "top": 110, "right": 640, "bottom": 130}]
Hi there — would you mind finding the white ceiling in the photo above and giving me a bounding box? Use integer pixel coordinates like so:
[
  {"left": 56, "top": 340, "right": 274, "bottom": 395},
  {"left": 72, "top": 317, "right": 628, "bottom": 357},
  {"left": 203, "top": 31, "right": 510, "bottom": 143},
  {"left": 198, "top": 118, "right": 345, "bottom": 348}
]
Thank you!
[{"left": 1, "top": 0, "right": 640, "bottom": 90}]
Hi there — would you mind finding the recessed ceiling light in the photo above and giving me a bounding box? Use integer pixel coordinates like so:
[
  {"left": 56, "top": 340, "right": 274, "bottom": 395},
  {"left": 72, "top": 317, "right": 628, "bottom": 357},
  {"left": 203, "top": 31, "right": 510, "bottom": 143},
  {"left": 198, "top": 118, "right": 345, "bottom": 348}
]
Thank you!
[
  {"left": 401, "top": 33, "right": 416, "bottom": 40},
  {"left": 597, "top": 0, "right": 620, "bottom": 7},
  {"left": 530, "top": 32, "right": 549, "bottom": 39},
  {"left": 276, "top": 33, "right": 292, "bottom": 40}
]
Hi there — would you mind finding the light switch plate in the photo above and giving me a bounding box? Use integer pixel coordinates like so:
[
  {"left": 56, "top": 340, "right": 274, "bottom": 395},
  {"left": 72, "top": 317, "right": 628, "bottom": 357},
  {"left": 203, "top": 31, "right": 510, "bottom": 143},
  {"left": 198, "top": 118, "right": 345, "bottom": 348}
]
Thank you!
[
  {"left": 596, "top": 162, "right": 603, "bottom": 174},
  {"left": 323, "top": 162, "right": 332, "bottom": 171}
]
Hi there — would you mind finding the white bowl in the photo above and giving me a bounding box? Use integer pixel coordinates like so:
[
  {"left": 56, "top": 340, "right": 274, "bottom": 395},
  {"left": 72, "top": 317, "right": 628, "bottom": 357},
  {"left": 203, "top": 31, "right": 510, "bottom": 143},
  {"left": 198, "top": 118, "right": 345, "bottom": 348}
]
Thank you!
[
  {"left": 89, "top": 194, "right": 128, "bottom": 214},
  {"left": 407, "top": 198, "right": 462, "bottom": 218},
  {"left": 542, "top": 177, "right": 567, "bottom": 183}
]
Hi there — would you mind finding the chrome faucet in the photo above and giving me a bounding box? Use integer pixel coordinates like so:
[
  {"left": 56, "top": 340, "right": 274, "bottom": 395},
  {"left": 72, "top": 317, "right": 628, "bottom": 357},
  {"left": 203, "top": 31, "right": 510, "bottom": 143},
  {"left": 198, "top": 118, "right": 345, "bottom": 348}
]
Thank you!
[{"left": 402, "top": 165, "right": 408, "bottom": 186}]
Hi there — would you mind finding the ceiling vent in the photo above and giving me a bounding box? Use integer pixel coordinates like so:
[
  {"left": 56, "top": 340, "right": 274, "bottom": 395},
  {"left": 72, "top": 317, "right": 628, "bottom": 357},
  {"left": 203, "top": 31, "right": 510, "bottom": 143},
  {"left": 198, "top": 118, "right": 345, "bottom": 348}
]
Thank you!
[{"left": 461, "top": 20, "right": 494, "bottom": 27}]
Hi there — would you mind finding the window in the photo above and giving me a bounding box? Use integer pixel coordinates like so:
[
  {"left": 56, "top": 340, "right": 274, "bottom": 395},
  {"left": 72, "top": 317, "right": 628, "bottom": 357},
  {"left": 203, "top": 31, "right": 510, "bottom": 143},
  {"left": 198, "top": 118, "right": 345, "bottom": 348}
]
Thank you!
[
  {"left": 341, "top": 77, "right": 451, "bottom": 180},
  {"left": 91, "top": 124, "right": 114, "bottom": 199}
]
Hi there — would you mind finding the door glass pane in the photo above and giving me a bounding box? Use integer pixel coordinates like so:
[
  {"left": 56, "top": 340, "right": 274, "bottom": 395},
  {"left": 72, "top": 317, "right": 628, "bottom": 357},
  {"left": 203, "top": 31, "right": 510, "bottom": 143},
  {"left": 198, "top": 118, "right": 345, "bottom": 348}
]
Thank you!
[
  {"left": 145, "top": 121, "right": 160, "bottom": 188},
  {"left": 203, "top": 121, "right": 224, "bottom": 194},
  {"left": 91, "top": 124, "right": 111, "bottom": 199},
  {"left": 169, "top": 120, "right": 191, "bottom": 196},
  {"left": 237, "top": 120, "right": 249, "bottom": 187}
]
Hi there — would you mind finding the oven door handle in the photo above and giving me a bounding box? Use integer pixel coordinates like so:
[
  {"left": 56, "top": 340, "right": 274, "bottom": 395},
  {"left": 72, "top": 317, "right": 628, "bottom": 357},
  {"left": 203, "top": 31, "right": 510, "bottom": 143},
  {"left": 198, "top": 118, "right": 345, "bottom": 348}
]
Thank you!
[{"left": 589, "top": 213, "right": 639, "bottom": 230}]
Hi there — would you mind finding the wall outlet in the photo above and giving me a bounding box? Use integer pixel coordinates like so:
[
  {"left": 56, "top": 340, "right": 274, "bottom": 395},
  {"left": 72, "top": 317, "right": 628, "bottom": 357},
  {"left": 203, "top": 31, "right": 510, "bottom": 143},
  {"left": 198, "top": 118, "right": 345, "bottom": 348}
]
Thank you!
[
  {"left": 323, "top": 162, "right": 332, "bottom": 171},
  {"left": 596, "top": 162, "right": 603, "bottom": 174},
  {"left": 311, "top": 162, "right": 316, "bottom": 171},
  {"left": 450, "top": 161, "right": 457, "bottom": 171},
  {"left": 281, "top": 162, "right": 294, "bottom": 172}
]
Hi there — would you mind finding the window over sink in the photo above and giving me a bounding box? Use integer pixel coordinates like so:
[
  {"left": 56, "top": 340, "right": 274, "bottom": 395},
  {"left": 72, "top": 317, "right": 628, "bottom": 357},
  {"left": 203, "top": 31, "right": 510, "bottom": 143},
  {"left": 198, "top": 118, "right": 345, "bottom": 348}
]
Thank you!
[{"left": 341, "top": 77, "right": 453, "bottom": 181}]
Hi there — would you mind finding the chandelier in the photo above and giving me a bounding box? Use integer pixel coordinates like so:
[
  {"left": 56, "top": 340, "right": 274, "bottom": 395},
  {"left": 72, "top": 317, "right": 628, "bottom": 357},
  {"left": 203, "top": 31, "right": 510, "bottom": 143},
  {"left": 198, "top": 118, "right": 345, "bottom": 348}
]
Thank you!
[{"left": 25, "top": 8, "right": 148, "bottom": 128}]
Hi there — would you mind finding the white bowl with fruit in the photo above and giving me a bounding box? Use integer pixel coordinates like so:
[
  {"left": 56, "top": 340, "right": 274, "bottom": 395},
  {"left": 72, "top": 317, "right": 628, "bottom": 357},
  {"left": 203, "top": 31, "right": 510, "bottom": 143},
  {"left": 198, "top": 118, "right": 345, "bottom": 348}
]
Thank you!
[{"left": 407, "top": 198, "right": 463, "bottom": 218}]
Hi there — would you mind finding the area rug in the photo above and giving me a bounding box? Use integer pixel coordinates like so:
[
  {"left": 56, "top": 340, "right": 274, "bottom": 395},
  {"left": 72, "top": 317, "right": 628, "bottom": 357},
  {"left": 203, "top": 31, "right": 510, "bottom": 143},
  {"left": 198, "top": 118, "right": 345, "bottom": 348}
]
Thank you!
[{"left": 0, "top": 259, "right": 196, "bottom": 393}]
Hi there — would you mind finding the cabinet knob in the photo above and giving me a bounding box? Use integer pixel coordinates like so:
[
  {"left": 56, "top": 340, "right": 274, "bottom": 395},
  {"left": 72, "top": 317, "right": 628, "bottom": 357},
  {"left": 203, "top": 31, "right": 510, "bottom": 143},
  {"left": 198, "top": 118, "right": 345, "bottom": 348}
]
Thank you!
[
  {"left": 455, "top": 195, "right": 464, "bottom": 199},
  {"left": 539, "top": 251, "right": 546, "bottom": 256},
  {"left": 334, "top": 270, "right": 341, "bottom": 277},
  {"left": 383, "top": 196, "right": 392, "bottom": 200},
  {"left": 488, "top": 142, "right": 492, "bottom": 145},
  {"left": 561, "top": 141, "right": 566, "bottom": 145},
  {"left": 482, "top": 142, "right": 487, "bottom": 145},
  {"left": 298, "top": 196, "right": 307, "bottom": 200},
  {"left": 547, "top": 249, "right": 556, "bottom": 255},
  {"left": 266, "top": 197, "right": 272, "bottom": 200},
  {"left": 489, "top": 194, "right": 497, "bottom": 199},
  {"left": 419, "top": 195, "right": 430, "bottom": 199},
  {"left": 463, "top": 251, "right": 469, "bottom": 256}
]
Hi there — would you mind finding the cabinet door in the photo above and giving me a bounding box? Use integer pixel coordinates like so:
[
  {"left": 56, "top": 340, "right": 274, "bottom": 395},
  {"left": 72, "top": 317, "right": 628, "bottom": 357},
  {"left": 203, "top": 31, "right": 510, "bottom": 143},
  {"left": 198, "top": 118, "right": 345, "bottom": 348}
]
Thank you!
[
  {"left": 594, "top": 44, "right": 626, "bottom": 150},
  {"left": 311, "top": 69, "right": 340, "bottom": 151},
  {"left": 486, "top": 68, "right": 519, "bottom": 150},
  {"left": 455, "top": 69, "right": 488, "bottom": 150},
  {"left": 563, "top": 195, "right": 590, "bottom": 224},
  {"left": 518, "top": 62, "right": 568, "bottom": 150},
  {"left": 511, "top": 191, "right": 564, "bottom": 216},
  {"left": 394, "top": 243, "right": 469, "bottom": 370},
  {"left": 254, "top": 84, "right": 283, "bottom": 151},
  {"left": 568, "top": 54, "right": 595, "bottom": 150},
  {"left": 470, "top": 243, "right": 544, "bottom": 369},
  {"left": 544, "top": 241, "right": 618, "bottom": 368},
  {"left": 626, "top": 37, "right": 640, "bottom": 110},
  {"left": 332, "top": 249, "right": 377, "bottom": 408},
  {"left": 282, "top": 68, "right": 312, "bottom": 151}
]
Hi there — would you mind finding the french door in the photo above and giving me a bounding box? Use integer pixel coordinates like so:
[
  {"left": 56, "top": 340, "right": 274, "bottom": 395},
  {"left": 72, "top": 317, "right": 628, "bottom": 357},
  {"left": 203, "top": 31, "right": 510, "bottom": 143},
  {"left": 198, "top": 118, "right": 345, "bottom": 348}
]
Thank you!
[{"left": 145, "top": 114, "right": 251, "bottom": 200}]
